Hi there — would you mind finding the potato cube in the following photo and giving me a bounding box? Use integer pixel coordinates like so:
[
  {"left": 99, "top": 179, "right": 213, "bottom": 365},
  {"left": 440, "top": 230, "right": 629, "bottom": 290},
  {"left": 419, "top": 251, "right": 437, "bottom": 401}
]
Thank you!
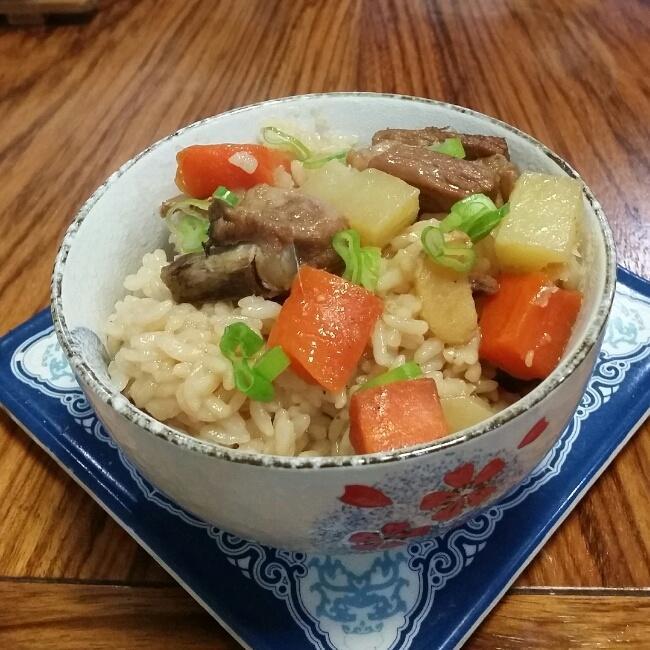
[
  {"left": 299, "top": 160, "right": 357, "bottom": 212},
  {"left": 301, "top": 161, "right": 419, "bottom": 248},
  {"left": 494, "top": 172, "right": 582, "bottom": 272},
  {"left": 440, "top": 395, "right": 495, "bottom": 433},
  {"left": 415, "top": 258, "right": 478, "bottom": 345},
  {"left": 341, "top": 168, "right": 420, "bottom": 247}
]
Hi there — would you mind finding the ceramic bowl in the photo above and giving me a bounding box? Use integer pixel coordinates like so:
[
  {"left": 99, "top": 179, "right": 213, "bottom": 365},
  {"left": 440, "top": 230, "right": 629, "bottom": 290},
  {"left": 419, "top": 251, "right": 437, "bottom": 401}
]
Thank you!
[{"left": 51, "top": 93, "right": 616, "bottom": 553}]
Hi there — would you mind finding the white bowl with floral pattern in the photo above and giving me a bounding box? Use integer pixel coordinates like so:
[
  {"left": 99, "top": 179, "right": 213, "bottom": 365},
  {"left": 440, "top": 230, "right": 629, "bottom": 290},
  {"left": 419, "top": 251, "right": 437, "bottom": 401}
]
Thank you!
[{"left": 51, "top": 93, "right": 616, "bottom": 552}]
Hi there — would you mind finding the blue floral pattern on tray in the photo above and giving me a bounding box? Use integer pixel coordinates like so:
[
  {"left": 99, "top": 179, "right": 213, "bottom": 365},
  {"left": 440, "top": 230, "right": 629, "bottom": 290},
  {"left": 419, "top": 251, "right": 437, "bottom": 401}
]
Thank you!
[{"left": 1, "top": 268, "right": 649, "bottom": 650}]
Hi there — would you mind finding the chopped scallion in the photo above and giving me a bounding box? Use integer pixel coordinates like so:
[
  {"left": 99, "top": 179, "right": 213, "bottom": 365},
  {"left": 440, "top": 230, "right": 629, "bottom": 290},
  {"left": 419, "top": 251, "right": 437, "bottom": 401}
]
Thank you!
[
  {"left": 359, "top": 246, "right": 381, "bottom": 291},
  {"left": 261, "top": 126, "right": 349, "bottom": 169},
  {"left": 302, "top": 151, "right": 349, "bottom": 169},
  {"left": 261, "top": 126, "right": 311, "bottom": 160},
  {"left": 465, "top": 204, "right": 509, "bottom": 242},
  {"left": 421, "top": 226, "right": 476, "bottom": 273},
  {"left": 169, "top": 213, "right": 209, "bottom": 254},
  {"left": 332, "top": 229, "right": 381, "bottom": 292},
  {"left": 436, "top": 243, "right": 476, "bottom": 273},
  {"left": 161, "top": 196, "right": 211, "bottom": 216},
  {"left": 237, "top": 361, "right": 275, "bottom": 402},
  {"left": 219, "top": 323, "right": 289, "bottom": 401},
  {"left": 430, "top": 137, "right": 466, "bottom": 159},
  {"left": 254, "top": 346, "right": 291, "bottom": 382},
  {"left": 440, "top": 194, "right": 509, "bottom": 242},
  {"left": 233, "top": 360, "right": 256, "bottom": 393},
  {"left": 162, "top": 196, "right": 211, "bottom": 254},
  {"left": 213, "top": 185, "right": 240, "bottom": 208},
  {"left": 220, "top": 322, "right": 264, "bottom": 361},
  {"left": 362, "top": 362, "right": 423, "bottom": 390}
]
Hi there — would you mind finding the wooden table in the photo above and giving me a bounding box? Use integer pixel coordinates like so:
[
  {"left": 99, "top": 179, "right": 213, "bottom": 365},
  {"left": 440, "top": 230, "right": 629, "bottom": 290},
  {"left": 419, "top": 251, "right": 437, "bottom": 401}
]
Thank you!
[{"left": 1, "top": 0, "right": 648, "bottom": 647}]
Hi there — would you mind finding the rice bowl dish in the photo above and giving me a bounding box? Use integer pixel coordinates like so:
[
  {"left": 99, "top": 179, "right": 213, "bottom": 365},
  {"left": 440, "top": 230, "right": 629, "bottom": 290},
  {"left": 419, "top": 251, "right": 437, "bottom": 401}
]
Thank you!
[
  {"left": 51, "top": 94, "right": 615, "bottom": 551},
  {"left": 105, "top": 119, "right": 586, "bottom": 458}
]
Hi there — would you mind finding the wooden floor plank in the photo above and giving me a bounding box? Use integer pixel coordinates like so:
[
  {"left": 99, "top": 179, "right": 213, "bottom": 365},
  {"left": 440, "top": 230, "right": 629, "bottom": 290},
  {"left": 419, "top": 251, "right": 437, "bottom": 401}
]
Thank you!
[
  {"left": 468, "top": 592, "right": 650, "bottom": 649},
  {"left": 0, "top": 411, "right": 170, "bottom": 583},
  {"left": 1, "top": 582, "right": 649, "bottom": 649},
  {"left": 0, "top": 582, "right": 237, "bottom": 649}
]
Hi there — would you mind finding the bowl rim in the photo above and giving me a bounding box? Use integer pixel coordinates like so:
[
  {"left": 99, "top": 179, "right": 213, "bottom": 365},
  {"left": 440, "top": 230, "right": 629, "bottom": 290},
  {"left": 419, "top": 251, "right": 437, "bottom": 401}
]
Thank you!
[{"left": 51, "top": 92, "right": 617, "bottom": 470}]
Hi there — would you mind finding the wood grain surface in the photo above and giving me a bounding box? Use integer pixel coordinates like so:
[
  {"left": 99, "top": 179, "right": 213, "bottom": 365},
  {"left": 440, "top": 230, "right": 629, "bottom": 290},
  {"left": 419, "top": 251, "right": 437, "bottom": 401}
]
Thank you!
[
  {"left": 0, "top": 0, "right": 648, "bottom": 646},
  {"left": 2, "top": 582, "right": 650, "bottom": 649}
]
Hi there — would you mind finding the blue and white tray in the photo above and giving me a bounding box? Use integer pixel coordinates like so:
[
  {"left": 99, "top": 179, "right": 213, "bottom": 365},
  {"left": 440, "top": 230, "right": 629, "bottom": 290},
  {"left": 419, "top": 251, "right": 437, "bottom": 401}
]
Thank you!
[{"left": 1, "top": 267, "right": 649, "bottom": 650}]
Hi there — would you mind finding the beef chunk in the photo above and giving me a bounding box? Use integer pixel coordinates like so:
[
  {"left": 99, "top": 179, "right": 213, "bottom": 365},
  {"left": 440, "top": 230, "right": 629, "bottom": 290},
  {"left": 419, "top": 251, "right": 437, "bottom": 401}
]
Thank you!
[
  {"left": 161, "top": 244, "right": 262, "bottom": 303},
  {"left": 161, "top": 185, "right": 346, "bottom": 303},
  {"left": 372, "top": 127, "right": 510, "bottom": 160},
  {"left": 208, "top": 184, "right": 345, "bottom": 270},
  {"left": 477, "top": 154, "right": 519, "bottom": 201},
  {"left": 348, "top": 141, "right": 499, "bottom": 212}
]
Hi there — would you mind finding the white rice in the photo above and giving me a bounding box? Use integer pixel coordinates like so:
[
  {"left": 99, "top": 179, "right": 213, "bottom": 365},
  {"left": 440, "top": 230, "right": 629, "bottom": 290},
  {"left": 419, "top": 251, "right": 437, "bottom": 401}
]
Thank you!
[{"left": 106, "top": 224, "right": 503, "bottom": 457}]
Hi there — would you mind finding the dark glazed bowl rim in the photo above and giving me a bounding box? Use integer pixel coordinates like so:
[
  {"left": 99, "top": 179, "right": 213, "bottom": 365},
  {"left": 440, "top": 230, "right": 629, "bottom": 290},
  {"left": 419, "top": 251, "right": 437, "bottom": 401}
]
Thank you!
[{"left": 51, "top": 92, "right": 617, "bottom": 470}]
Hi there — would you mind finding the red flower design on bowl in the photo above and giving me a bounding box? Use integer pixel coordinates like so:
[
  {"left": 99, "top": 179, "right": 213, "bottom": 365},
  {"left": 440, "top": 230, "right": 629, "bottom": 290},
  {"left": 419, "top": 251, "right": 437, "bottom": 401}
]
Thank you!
[
  {"left": 348, "top": 521, "right": 433, "bottom": 551},
  {"left": 419, "top": 458, "right": 506, "bottom": 521}
]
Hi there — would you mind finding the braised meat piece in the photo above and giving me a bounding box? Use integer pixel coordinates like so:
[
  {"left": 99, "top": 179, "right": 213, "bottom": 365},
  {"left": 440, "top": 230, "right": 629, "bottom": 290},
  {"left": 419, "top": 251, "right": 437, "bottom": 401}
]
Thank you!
[
  {"left": 161, "top": 245, "right": 261, "bottom": 303},
  {"left": 477, "top": 154, "right": 519, "bottom": 201},
  {"left": 348, "top": 141, "right": 499, "bottom": 212},
  {"left": 372, "top": 127, "right": 510, "bottom": 160},
  {"left": 161, "top": 185, "right": 346, "bottom": 303},
  {"left": 208, "top": 184, "right": 344, "bottom": 272}
]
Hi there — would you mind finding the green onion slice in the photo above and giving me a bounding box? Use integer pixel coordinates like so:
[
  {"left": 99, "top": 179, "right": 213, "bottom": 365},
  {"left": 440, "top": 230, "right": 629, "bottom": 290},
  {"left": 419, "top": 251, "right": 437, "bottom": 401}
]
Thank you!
[
  {"left": 161, "top": 196, "right": 211, "bottom": 217},
  {"left": 359, "top": 246, "right": 381, "bottom": 291},
  {"left": 234, "top": 360, "right": 275, "bottom": 402},
  {"left": 302, "top": 150, "right": 349, "bottom": 169},
  {"left": 362, "top": 362, "right": 423, "bottom": 391},
  {"left": 430, "top": 137, "right": 466, "bottom": 159},
  {"left": 162, "top": 196, "right": 211, "bottom": 254},
  {"left": 332, "top": 229, "right": 381, "bottom": 292},
  {"left": 168, "top": 213, "right": 209, "bottom": 254},
  {"left": 213, "top": 185, "right": 240, "bottom": 208},
  {"left": 254, "top": 346, "right": 291, "bottom": 381},
  {"left": 440, "top": 194, "right": 509, "bottom": 242},
  {"left": 436, "top": 243, "right": 476, "bottom": 273},
  {"left": 220, "top": 323, "right": 264, "bottom": 362},
  {"left": 219, "top": 323, "right": 289, "bottom": 401},
  {"left": 466, "top": 203, "right": 509, "bottom": 241},
  {"left": 333, "top": 230, "right": 361, "bottom": 284},
  {"left": 261, "top": 126, "right": 349, "bottom": 169},
  {"left": 261, "top": 126, "right": 311, "bottom": 160},
  {"left": 421, "top": 226, "right": 477, "bottom": 273},
  {"left": 421, "top": 225, "right": 445, "bottom": 257},
  {"left": 232, "top": 360, "right": 256, "bottom": 393},
  {"left": 247, "top": 375, "right": 275, "bottom": 402}
]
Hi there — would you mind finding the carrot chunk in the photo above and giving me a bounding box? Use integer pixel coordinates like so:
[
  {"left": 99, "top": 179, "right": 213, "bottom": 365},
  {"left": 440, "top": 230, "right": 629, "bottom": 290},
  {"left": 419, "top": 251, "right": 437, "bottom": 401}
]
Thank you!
[
  {"left": 268, "top": 266, "right": 383, "bottom": 392},
  {"left": 175, "top": 144, "right": 292, "bottom": 198},
  {"left": 349, "top": 378, "right": 449, "bottom": 454},
  {"left": 479, "top": 272, "right": 582, "bottom": 380}
]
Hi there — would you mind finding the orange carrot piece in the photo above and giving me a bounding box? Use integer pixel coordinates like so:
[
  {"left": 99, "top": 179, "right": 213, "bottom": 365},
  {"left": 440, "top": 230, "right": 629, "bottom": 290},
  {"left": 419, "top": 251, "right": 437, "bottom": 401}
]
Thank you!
[
  {"left": 268, "top": 266, "right": 383, "bottom": 392},
  {"left": 175, "top": 144, "right": 292, "bottom": 198},
  {"left": 479, "top": 272, "right": 582, "bottom": 380},
  {"left": 349, "top": 378, "right": 449, "bottom": 454}
]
